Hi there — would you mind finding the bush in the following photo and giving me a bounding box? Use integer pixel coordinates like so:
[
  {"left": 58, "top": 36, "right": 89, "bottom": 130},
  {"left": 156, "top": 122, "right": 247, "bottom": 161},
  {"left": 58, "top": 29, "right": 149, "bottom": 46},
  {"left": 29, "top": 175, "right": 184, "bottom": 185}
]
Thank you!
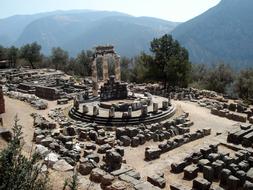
[{"left": 0, "top": 116, "right": 51, "bottom": 190}]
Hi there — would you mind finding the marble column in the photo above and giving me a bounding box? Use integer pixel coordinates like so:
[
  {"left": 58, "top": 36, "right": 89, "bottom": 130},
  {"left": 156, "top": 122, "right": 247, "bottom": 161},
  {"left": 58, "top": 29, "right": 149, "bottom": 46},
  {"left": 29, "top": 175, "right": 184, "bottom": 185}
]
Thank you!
[
  {"left": 83, "top": 105, "right": 89, "bottom": 114},
  {"left": 92, "top": 58, "right": 98, "bottom": 96},
  {"left": 93, "top": 105, "right": 99, "bottom": 116},
  {"left": 102, "top": 56, "right": 109, "bottom": 81},
  {"left": 153, "top": 103, "right": 158, "bottom": 113},
  {"left": 141, "top": 105, "right": 148, "bottom": 116},
  {"left": 109, "top": 106, "right": 115, "bottom": 118},
  {"left": 115, "top": 54, "right": 121, "bottom": 81},
  {"left": 128, "top": 106, "right": 132, "bottom": 118},
  {"left": 162, "top": 101, "right": 169, "bottom": 110}
]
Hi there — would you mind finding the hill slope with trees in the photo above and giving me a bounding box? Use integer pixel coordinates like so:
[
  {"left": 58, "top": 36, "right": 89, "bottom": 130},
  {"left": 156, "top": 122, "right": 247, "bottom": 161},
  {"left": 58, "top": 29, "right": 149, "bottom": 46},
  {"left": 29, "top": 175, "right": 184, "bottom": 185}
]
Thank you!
[{"left": 172, "top": 0, "right": 253, "bottom": 69}]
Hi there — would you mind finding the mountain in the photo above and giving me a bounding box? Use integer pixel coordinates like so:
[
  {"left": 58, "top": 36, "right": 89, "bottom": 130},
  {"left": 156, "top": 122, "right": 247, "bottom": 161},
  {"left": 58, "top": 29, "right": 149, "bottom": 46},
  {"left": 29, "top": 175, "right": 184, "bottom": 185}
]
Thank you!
[
  {"left": 172, "top": 0, "right": 253, "bottom": 69},
  {"left": 0, "top": 10, "right": 179, "bottom": 57}
]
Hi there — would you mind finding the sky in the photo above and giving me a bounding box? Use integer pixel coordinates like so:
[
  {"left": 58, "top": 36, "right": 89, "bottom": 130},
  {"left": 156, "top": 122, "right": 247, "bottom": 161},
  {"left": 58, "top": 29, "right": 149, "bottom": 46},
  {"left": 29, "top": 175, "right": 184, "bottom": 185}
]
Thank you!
[{"left": 0, "top": 0, "right": 221, "bottom": 22}]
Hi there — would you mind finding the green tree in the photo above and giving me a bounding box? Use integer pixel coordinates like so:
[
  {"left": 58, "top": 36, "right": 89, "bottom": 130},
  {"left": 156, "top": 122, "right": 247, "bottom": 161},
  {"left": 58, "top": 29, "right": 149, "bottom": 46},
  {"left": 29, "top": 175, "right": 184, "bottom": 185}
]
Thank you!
[
  {"left": 51, "top": 47, "right": 69, "bottom": 70},
  {"left": 234, "top": 68, "right": 253, "bottom": 101},
  {"left": 205, "top": 63, "right": 234, "bottom": 94},
  {"left": 130, "top": 54, "right": 150, "bottom": 83},
  {"left": 0, "top": 116, "right": 51, "bottom": 190},
  {"left": 7, "top": 46, "right": 19, "bottom": 67},
  {"left": 149, "top": 34, "right": 191, "bottom": 87},
  {"left": 75, "top": 50, "right": 92, "bottom": 76},
  {"left": 120, "top": 57, "right": 131, "bottom": 82},
  {"left": 0, "top": 45, "right": 7, "bottom": 60},
  {"left": 20, "top": 42, "right": 42, "bottom": 69}
]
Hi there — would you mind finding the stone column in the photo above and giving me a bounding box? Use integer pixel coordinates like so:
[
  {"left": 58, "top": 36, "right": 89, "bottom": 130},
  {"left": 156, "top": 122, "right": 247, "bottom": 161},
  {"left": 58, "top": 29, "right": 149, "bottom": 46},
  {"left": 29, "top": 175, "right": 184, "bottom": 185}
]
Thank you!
[
  {"left": 92, "top": 58, "right": 98, "bottom": 96},
  {"left": 115, "top": 54, "right": 121, "bottom": 81},
  {"left": 93, "top": 106, "right": 99, "bottom": 116},
  {"left": 102, "top": 56, "right": 109, "bottom": 81},
  {"left": 109, "top": 107, "right": 115, "bottom": 118},
  {"left": 153, "top": 103, "right": 158, "bottom": 113},
  {"left": 74, "top": 98, "right": 79, "bottom": 110},
  {"left": 141, "top": 105, "right": 148, "bottom": 116},
  {"left": 128, "top": 106, "right": 132, "bottom": 118},
  {"left": 162, "top": 101, "right": 169, "bottom": 110},
  {"left": 83, "top": 105, "right": 89, "bottom": 114}
]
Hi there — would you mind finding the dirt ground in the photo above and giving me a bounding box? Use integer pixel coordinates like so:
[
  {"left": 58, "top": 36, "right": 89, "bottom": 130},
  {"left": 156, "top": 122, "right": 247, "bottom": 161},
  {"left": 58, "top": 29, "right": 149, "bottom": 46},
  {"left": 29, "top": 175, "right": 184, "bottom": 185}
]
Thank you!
[
  {"left": 124, "top": 100, "right": 238, "bottom": 189},
  {"left": 0, "top": 97, "right": 241, "bottom": 189}
]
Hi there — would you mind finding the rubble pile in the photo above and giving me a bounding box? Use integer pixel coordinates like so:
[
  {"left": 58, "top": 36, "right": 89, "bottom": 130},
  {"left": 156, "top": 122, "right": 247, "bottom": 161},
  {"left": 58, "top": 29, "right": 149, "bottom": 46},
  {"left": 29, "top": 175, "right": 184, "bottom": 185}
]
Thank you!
[{"left": 5, "top": 91, "right": 48, "bottom": 110}]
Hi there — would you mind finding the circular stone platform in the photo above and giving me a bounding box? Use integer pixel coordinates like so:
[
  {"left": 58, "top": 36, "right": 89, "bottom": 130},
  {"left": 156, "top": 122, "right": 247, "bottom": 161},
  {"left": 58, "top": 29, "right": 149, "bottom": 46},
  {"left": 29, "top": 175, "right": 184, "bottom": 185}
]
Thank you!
[{"left": 69, "top": 94, "right": 176, "bottom": 126}]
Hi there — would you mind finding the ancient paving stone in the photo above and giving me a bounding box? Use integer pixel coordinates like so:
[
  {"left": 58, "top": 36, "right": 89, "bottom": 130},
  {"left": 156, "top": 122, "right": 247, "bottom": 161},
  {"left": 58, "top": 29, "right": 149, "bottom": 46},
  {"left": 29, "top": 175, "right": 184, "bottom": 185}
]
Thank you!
[{"left": 53, "top": 159, "right": 73, "bottom": 172}]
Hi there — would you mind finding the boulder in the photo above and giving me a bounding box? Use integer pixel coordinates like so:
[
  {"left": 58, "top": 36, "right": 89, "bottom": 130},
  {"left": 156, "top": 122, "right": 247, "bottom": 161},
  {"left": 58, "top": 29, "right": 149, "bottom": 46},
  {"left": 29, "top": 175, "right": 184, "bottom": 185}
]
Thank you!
[
  {"left": 104, "top": 150, "right": 122, "bottom": 171},
  {"left": 86, "top": 153, "right": 100, "bottom": 163},
  {"left": 35, "top": 144, "right": 49, "bottom": 157},
  {"left": 135, "top": 182, "right": 161, "bottom": 190},
  {"left": 97, "top": 143, "right": 112, "bottom": 154},
  {"left": 192, "top": 177, "right": 211, "bottom": 190},
  {"left": 0, "top": 128, "right": 12, "bottom": 141},
  {"left": 120, "top": 136, "right": 131, "bottom": 146},
  {"left": 90, "top": 168, "right": 107, "bottom": 183},
  {"left": 78, "top": 162, "right": 95, "bottom": 175},
  {"left": 147, "top": 174, "right": 166, "bottom": 188},
  {"left": 101, "top": 174, "right": 114, "bottom": 186},
  {"left": 109, "top": 180, "right": 128, "bottom": 190},
  {"left": 41, "top": 136, "right": 54, "bottom": 147},
  {"left": 227, "top": 175, "right": 240, "bottom": 190},
  {"left": 203, "top": 165, "right": 214, "bottom": 182},
  {"left": 145, "top": 147, "right": 161, "bottom": 161},
  {"left": 184, "top": 165, "right": 199, "bottom": 180},
  {"left": 243, "top": 180, "right": 253, "bottom": 190},
  {"left": 44, "top": 153, "right": 59, "bottom": 167}
]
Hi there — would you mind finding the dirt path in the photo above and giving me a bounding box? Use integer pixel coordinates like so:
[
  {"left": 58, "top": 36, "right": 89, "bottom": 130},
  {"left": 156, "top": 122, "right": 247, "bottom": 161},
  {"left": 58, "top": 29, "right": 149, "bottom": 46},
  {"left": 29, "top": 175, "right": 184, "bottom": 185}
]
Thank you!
[{"left": 1, "top": 96, "right": 72, "bottom": 153}]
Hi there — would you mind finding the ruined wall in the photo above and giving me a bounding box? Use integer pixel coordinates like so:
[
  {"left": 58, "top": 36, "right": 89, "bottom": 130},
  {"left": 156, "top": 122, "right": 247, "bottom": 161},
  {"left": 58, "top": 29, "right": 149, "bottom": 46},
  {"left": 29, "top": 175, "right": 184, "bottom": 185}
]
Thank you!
[
  {"left": 0, "top": 86, "right": 5, "bottom": 114},
  {"left": 35, "top": 86, "right": 59, "bottom": 100}
]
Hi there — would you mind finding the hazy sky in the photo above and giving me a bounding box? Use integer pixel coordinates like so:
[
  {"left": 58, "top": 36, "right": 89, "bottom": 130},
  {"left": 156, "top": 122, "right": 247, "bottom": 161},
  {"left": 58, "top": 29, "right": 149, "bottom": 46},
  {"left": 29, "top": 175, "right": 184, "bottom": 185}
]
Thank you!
[{"left": 1, "top": 0, "right": 221, "bottom": 22}]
